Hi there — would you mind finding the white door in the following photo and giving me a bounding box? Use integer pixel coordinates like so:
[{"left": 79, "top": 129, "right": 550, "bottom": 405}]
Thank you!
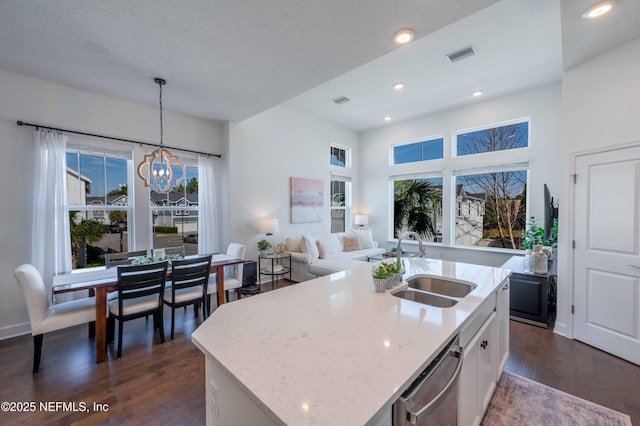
[{"left": 574, "top": 145, "right": 640, "bottom": 365}]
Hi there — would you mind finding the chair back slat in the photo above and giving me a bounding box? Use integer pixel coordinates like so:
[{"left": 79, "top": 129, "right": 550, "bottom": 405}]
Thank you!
[
  {"left": 171, "top": 255, "right": 212, "bottom": 293},
  {"left": 116, "top": 262, "right": 168, "bottom": 302}
]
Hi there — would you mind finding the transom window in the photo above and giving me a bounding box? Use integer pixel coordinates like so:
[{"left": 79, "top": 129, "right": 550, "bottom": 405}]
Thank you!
[
  {"left": 456, "top": 122, "right": 528, "bottom": 156},
  {"left": 393, "top": 137, "right": 443, "bottom": 164},
  {"left": 330, "top": 144, "right": 350, "bottom": 168}
]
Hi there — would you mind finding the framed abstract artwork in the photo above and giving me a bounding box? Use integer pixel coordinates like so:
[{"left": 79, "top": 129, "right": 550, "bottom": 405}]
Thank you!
[{"left": 290, "top": 177, "right": 323, "bottom": 224}]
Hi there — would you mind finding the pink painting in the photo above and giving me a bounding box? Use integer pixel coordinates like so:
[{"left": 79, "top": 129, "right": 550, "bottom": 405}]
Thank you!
[{"left": 290, "top": 177, "right": 324, "bottom": 223}]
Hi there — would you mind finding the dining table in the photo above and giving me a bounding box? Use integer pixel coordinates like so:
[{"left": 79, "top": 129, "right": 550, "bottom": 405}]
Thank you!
[{"left": 52, "top": 254, "right": 245, "bottom": 363}]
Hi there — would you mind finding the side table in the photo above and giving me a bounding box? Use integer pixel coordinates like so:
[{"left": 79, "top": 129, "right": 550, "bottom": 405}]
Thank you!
[{"left": 258, "top": 253, "right": 291, "bottom": 291}]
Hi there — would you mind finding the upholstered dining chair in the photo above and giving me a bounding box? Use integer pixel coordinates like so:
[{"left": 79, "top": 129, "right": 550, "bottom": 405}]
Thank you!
[
  {"left": 163, "top": 255, "right": 212, "bottom": 340},
  {"left": 206, "top": 243, "right": 246, "bottom": 315},
  {"left": 107, "top": 261, "right": 168, "bottom": 359},
  {"left": 14, "top": 264, "right": 96, "bottom": 374}
]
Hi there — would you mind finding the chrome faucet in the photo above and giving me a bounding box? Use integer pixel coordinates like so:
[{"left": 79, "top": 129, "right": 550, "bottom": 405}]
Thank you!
[{"left": 396, "top": 230, "right": 427, "bottom": 265}]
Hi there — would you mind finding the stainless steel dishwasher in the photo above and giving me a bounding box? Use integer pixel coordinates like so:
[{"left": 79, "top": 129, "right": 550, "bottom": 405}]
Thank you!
[{"left": 392, "top": 335, "right": 463, "bottom": 425}]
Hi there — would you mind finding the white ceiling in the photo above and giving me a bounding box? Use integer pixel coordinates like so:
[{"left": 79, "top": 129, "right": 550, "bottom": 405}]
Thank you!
[{"left": 0, "top": 0, "right": 639, "bottom": 132}]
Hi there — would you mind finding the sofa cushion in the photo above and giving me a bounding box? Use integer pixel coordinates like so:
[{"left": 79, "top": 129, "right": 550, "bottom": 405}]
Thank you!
[
  {"left": 286, "top": 236, "right": 303, "bottom": 253},
  {"left": 316, "top": 240, "right": 328, "bottom": 259},
  {"left": 308, "top": 259, "right": 369, "bottom": 276},
  {"left": 351, "top": 228, "right": 374, "bottom": 249},
  {"left": 301, "top": 233, "right": 319, "bottom": 261},
  {"left": 343, "top": 235, "right": 361, "bottom": 251}
]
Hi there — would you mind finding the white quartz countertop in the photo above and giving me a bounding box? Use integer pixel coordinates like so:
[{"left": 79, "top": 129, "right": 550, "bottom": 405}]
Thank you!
[{"left": 192, "top": 258, "right": 511, "bottom": 426}]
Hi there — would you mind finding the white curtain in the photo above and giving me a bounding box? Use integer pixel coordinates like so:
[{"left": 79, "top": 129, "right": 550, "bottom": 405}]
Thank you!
[
  {"left": 31, "top": 129, "right": 71, "bottom": 287},
  {"left": 198, "top": 154, "right": 219, "bottom": 254}
]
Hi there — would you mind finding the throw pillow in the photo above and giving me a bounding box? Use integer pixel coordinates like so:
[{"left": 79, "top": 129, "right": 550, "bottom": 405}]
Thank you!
[
  {"left": 316, "top": 240, "right": 328, "bottom": 259},
  {"left": 342, "top": 235, "right": 362, "bottom": 252},
  {"left": 351, "top": 228, "right": 374, "bottom": 249},
  {"left": 286, "top": 236, "right": 303, "bottom": 253},
  {"left": 301, "top": 233, "right": 319, "bottom": 261}
]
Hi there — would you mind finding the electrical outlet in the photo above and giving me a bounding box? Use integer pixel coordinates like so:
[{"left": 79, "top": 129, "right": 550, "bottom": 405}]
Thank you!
[{"left": 210, "top": 381, "right": 219, "bottom": 417}]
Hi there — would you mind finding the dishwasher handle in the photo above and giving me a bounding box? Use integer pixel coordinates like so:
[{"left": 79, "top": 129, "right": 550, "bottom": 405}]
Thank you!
[{"left": 405, "top": 346, "right": 463, "bottom": 425}]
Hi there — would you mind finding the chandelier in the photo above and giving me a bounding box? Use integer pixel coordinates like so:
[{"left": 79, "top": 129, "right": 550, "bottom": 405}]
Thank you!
[{"left": 137, "top": 77, "right": 186, "bottom": 193}]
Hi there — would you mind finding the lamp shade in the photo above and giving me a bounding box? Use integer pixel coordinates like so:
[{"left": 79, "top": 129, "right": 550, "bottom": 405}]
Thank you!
[
  {"left": 354, "top": 214, "right": 368, "bottom": 226},
  {"left": 259, "top": 218, "right": 280, "bottom": 234}
]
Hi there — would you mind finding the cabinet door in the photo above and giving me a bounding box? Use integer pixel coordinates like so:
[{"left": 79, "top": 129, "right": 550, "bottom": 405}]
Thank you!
[
  {"left": 495, "top": 280, "right": 510, "bottom": 379},
  {"left": 458, "top": 331, "right": 480, "bottom": 426},
  {"left": 477, "top": 313, "right": 496, "bottom": 414}
]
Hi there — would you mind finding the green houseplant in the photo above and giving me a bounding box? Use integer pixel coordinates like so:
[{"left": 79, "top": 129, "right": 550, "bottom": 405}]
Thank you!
[
  {"left": 256, "top": 239, "right": 271, "bottom": 255},
  {"left": 521, "top": 216, "right": 545, "bottom": 251}
]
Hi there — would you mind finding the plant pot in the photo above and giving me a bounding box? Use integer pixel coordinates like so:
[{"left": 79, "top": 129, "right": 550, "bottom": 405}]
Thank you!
[{"left": 372, "top": 277, "right": 387, "bottom": 293}]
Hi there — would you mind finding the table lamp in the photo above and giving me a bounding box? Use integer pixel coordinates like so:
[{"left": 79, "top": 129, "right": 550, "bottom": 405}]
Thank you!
[
  {"left": 259, "top": 218, "right": 280, "bottom": 253},
  {"left": 354, "top": 214, "right": 368, "bottom": 228}
]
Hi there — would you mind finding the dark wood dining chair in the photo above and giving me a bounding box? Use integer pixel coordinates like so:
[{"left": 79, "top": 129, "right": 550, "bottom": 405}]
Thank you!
[
  {"left": 107, "top": 261, "right": 168, "bottom": 359},
  {"left": 163, "top": 255, "right": 212, "bottom": 340}
]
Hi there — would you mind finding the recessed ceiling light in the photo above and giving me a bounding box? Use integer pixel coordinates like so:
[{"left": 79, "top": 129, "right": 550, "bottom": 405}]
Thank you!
[
  {"left": 582, "top": 1, "right": 613, "bottom": 19},
  {"left": 472, "top": 90, "right": 483, "bottom": 97},
  {"left": 393, "top": 82, "right": 405, "bottom": 90},
  {"left": 384, "top": 115, "right": 392, "bottom": 122},
  {"left": 393, "top": 29, "right": 414, "bottom": 45}
]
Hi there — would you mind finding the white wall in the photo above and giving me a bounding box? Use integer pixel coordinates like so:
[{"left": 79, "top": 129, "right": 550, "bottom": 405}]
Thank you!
[
  {"left": 358, "top": 82, "right": 562, "bottom": 267},
  {"left": 556, "top": 37, "right": 640, "bottom": 337},
  {"left": 0, "top": 70, "right": 224, "bottom": 339},
  {"left": 228, "top": 105, "right": 359, "bottom": 260}
]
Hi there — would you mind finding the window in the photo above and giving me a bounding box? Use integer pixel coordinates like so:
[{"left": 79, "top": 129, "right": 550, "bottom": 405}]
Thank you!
[
  {"left": 150, "top": 162, "right": 199, "bottom": 256},
  {"left": 393, "top": 176, "right": 443, "bottom": 242},
  {"left": 66, "top": 146, "right": 131, "bottom": 269},
  {"left": 390, "top": 119, "right": 530, "bottom": 251},
  {"left": 454, "top": 169, "right": 527, "bottom": 249},
  {"left": 330, "top": 144, "right": 350, "bottom": 168},
  {"left": 393, "top": 138, "right": 443, "bottom": 164},
  {"left": 330, "top": 176, "right": 351, "bottom": 233},
  {"left": 456, "top": 122, "right": 528, "bottom": 156}
]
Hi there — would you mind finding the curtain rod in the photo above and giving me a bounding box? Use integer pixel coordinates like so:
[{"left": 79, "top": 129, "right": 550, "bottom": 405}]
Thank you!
[{"left": 16, "top": 120, "right": 222, "bottom": 158}]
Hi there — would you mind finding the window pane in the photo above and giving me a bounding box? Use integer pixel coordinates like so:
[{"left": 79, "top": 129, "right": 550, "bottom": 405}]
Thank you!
[
  {"left": 152, "top": 209, "right": 199, "bottom": 256},
  {"left": 79, "top": 154, "right": 106, "bottom": 204},
  {"left": 330, "top": 147, "right": 346, "bottom": 167},
  {"left": 394, "top": 138, "right": 443, "bottom": 164},
  {"left": 151, "top": 165, "right": 199, "bottom": 255},
  {"left": 394, "top": 142, "right": 422, "bottom": 164},
  {"left": 457, "top": 122, "right": 528, "bottom": 156},
  {"left": 69, "top": 210, "right": 122, "bottom": 269},
  {"left": 454, "top": 170, "right": 527, "bottom": 249},
  {"left": 422, "top": 138, "right": 443, "bottom": 161},
  {"left": 106, "top": 158, "right": 128, "bottom": 206},
  {"left": 393, "top": 177, "right": 443, "bottom": 242}
]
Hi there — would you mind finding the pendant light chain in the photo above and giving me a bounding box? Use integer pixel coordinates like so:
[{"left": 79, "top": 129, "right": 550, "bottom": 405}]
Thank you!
[{"left": 158, "top": 80, "right": 164, "bottom": 147}]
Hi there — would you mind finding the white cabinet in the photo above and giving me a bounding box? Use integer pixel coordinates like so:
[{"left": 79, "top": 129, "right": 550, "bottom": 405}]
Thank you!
[
  {"left": 458, "top": 312, "right": 497, "bottom": 426},
  {"left": 495, "top": 279, "right": 510, "bottom": 380}
]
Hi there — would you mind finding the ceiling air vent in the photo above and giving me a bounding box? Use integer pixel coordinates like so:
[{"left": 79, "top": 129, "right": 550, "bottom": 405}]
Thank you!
[
  {"left": 446, "top": 46, "right": 476, "bottom": 63},
  {"left": 332, "top": 96, "right": 350, "bottom": 105}
]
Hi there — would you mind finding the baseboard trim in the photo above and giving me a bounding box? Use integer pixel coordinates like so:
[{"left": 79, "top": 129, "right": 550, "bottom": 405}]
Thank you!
[{"left": 0, "top": 322, "right": 30, "bottom": 340}]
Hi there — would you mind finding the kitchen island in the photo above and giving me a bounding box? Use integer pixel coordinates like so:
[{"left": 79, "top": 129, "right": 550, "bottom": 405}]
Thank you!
[{"left": 192, "top": 258, "right": 511, "bottom": 426}]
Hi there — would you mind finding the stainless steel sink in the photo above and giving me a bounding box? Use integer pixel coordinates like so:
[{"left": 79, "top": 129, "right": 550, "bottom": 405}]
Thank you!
[
  {"left": 407, "top": 276, "right": 476, "bottom": 298},
  {"left": 391, "top": 289, "right": 459, "bottom": 308}
]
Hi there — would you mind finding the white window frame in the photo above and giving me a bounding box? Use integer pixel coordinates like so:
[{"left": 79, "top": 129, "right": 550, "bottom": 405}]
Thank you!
[
  {"left": 330, "top": 175, "right": 351, "bottom": 233},
  {"left": 330, "top": 143, "right": 351, "bottom": 168}
]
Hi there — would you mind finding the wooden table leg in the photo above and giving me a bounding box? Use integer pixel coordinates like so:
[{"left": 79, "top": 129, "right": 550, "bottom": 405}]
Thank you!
[
  {"left": 95, "top": 287, "right": 108, "bottom": 363},
  {"left": 216, "top": 266, "right": 225, "bottom": 307}
]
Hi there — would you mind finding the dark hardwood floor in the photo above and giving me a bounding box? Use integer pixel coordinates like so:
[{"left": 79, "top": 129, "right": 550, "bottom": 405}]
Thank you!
[{"left": 1, "top": 281, "right": 638, "bottom": 425}]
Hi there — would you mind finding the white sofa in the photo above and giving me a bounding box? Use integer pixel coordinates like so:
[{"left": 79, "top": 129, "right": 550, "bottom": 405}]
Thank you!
[{"left": 285, "top": 230, "right": 386, "bottom": 282}]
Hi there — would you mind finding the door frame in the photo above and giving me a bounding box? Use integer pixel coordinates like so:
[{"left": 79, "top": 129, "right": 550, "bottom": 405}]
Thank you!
[{"left": 567, "top": 139, "right": 640, "bottom": 340}]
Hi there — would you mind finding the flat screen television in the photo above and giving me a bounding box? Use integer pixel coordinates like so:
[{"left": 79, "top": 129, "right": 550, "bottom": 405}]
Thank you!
[{"left": 544, "top": 184, "right": 558, "bottom": 241}]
